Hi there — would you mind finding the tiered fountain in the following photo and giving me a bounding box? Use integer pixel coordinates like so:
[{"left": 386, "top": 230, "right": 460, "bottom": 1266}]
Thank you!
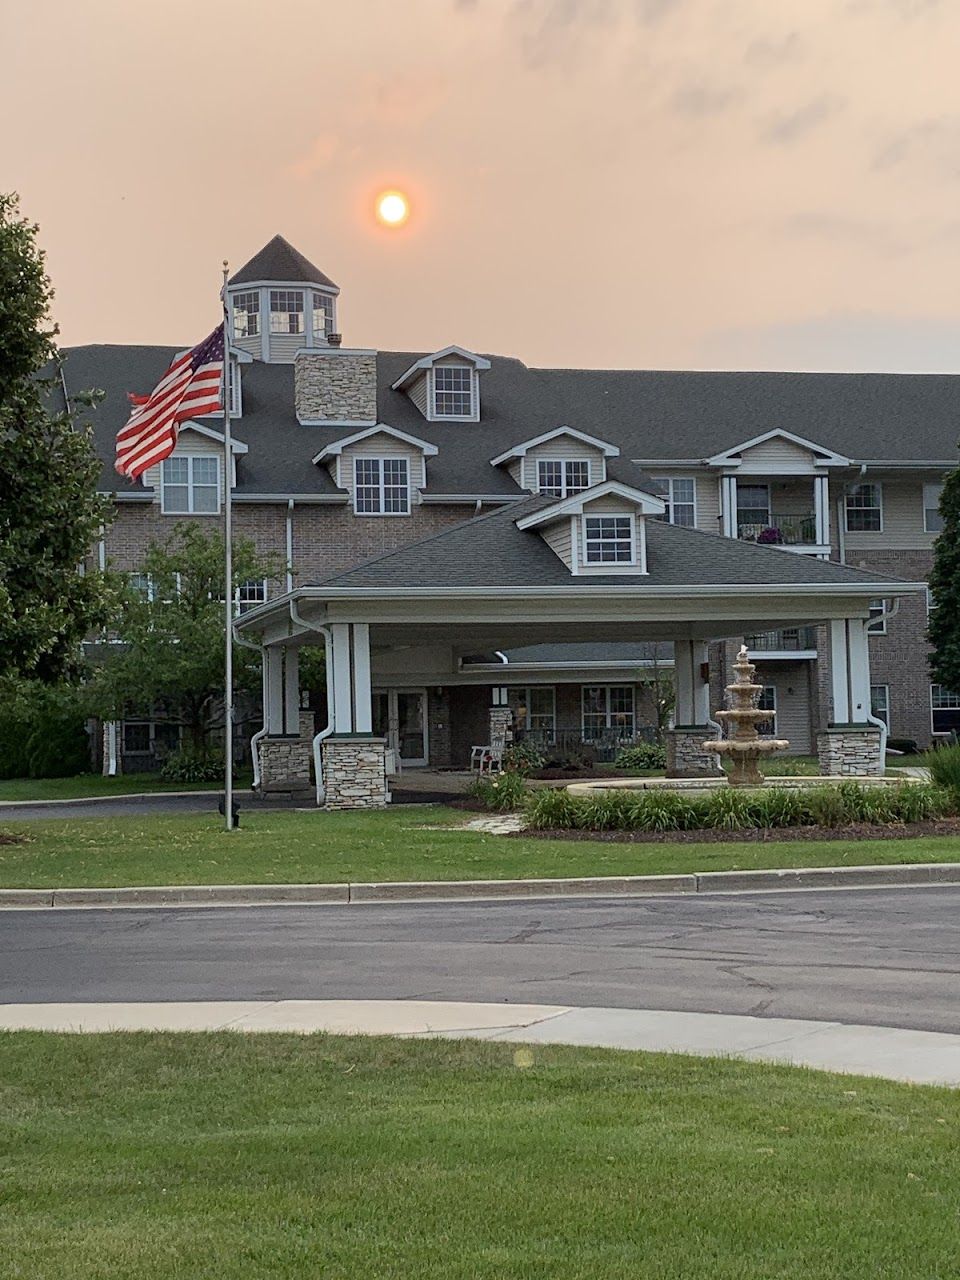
[{"left": 703, "top": 645, "right": 790, "bottom": 786}]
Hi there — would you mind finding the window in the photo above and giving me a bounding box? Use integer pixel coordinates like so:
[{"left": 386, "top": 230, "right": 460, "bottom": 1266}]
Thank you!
[
  {"left": 236, "top": 579, "right": 268, "bottom": 614},
  {"left": 232, "top": 290, "right": 260, "bottom": 339},
  {"left": 312, "top": 292, "right": 334, "bottom": 340},
  {"left": 582, "top": 686, "right": 635, "bottom": 741},
  {"left": 931, "top": 684, "right": 960, "bottom": 735},
  {"left": 127, "top": 572, "right": 153, "bottom": 601},
  {"left": 845, "top": 483, "right": 882, "bottom": 532},
  {"left": 537, "top": 459, "right": 591, "bottom": 497},
  {"left": 160, "top": 455, "right": 220, "bottom": 514},
  {"left": 354, "top": 457, "right": 410, "bottom": 515},
  {"left": 517, "top": 687, "right": 556, "bottom": 740},
  {"left": 432, "top": 365, "right": 474, "bottom": 417},
  {"left": 756, "top": 685, "right": 777, "bottom": 735},
  {"left": 736, "top": 484, "right": 771, "bottom": 530},
  {"left": 269, "top": 289, "right": 304, "bottom": 335},
  {"left": 121, "top": 721, "right": 152, "bottom": 755},
  {"left": 870, "top": 685, "right": 890, "bottom": 729},
  {"left": 927, "top": 586, "right": 936, "bottom": 616},
  {"left": 924, "top": 483, "right": 944, "bottom": 534},
  {"left": 658, "top": 477, "right": 697, "bottom": 527},
  {"left": 867, "top": 599, "right": 887, "bottom": 634},
  {"left": 583, "top": 515, "right": 635, "bottom": 564},
  {"left": 227, "top": 358, "right": 241, "bottom": 416},
  {"left": 122, "top": 719, "right": 180, "bottom": 756}
]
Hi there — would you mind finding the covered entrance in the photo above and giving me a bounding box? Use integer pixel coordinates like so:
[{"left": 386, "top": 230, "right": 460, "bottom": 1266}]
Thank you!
[{"left": 373, "top": 688, "right": 429, "bottom": 766}]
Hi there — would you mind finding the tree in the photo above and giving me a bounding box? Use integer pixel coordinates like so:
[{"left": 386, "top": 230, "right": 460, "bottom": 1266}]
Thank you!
[
  {"left": 91, "top": 524, "right": 278, "bottom": 752},
  {"left": 928, "top": 462, "right": 960, "bottom": 695},
  {"left": 0, "top": 193, "right": 115, "bottom": 688}
]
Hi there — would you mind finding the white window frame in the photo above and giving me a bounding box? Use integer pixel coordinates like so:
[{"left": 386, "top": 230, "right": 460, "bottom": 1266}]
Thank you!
[
  {"left": 517, "top": 686, "right": 557, "bottom": 740},
  {"left": 232, "top": 290, "right": 260, "bottom": 339},
  {"left": 127, "top": 572, "right": 154, "bottom": 602},
  {"left": 311, "top": 291, "right": 335, "bottom": 341},
  {"left": 931, "top": 683, "right": 960, "bottom": 735},
  {"left": 581, "top": 685, "right": 636, "bottom": 741},
  {"left": 870, "top": 684, "right": 890, "bottom": 729},
  {"left": 269, "top": 288, "right": 304, "bottom": 335},
  {"left": 536, "top": 458, "right": 591, "bottom": 498},
  {"left": 844, "top": 482, "right": 883, "bottom": 534},
  {"left": 121, "top": 717, "right": 182, "bottom": 757},
  {"left": 867, "top": 599, "right": 887, "bottom": 634},
  {"left": 756, "top": 685, "right": 777, "bottom": 736},
  {"left": 927, "top": 586, "right": 936, "bottom": 616},
  {"left": 923, "top": 483, "right": 944, "bottom": 534},
  {"left": 228, "top": 357, "right": 241, "bottom": 417},
  {"left": 235, "top": 579, "right": 268, "bottom": 615},
  {"left": 582, "top": 513, "right": 637, "bottom": 566},
  {"left": 430, "top": 364, "right": 476, "bottom": 420},
  {"left": 353, "top": 456, "right": 411, "bottom": 516},
  {"left": 160, "top": 454, "right": 221, "bottom": 515},
  {"left": 736, "top": 483, "right": 771, "bottom": 528},
  {"left": 659, "top": 477, "right": 697, "bottom": 527}
]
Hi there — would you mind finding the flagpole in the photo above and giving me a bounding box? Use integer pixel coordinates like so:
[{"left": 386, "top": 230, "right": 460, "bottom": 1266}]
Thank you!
[{"left": 221, "top": 261, "right": 235, "bottom": 832}]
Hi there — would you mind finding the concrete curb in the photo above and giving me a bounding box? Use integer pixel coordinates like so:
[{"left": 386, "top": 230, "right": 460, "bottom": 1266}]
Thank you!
[
  {"left": 3, "top": 860, "right": 960, "bottom": 909},
  {"left": 0, "top": 790, "right": 226, "bottom": 808}
]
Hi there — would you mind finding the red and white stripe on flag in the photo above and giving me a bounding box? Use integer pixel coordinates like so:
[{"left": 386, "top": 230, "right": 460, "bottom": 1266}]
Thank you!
[{"left": 115, "top": 326, "right": 225, "bottom": 480}]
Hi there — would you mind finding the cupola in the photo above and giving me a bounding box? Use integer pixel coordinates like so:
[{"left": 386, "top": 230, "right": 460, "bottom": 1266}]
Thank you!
[{"left": 226, "top": 234, "right": 340, "bottom": 363}]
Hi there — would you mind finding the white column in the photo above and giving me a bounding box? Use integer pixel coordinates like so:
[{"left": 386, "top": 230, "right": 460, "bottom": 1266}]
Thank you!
[
  {"left": 330, "top": 623, "right": 353, "bottom": 732},
  {"left": 720, "top": 475, "right": 738, "bottom": 538},
  {"left": 283, "top": 647, "right": 300, "bottom": 735},
  {"left": 828, "top": 620, "right": 851, "bottom": 723},
  {"left": 674, "top": 640, "right": 695, "bottom": 724},
  {"left": 848, "top": 619, "right": 871, "bottom": 723},
  {"left": 692, "top": 641, "right": 711, "bottom": 724},
  {"left": 352, "top": 623, "right": 373, "bottom": 733},
  {"left": 264, "top": 646, "right": 285, "bottom": 735},
  {"left": 814, "top": 474, "right": 830, "bottom": 546}
]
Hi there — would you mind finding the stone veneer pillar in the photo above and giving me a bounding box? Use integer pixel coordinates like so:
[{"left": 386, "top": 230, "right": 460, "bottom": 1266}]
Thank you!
[
  {"left": 666, "top": 726, "right": 724, "bottom": 779},
  {"left": 258, "top": 710, "right": 316, "bottom": 796},
  {"left": 817, "top": 725, "right": 883, "bottom": 776},
  {"left": 488, "top": 705, "right": 514, "bottom": 745},
  {"left": 322, "top": 734, "right": 388, "bottom": 809}
]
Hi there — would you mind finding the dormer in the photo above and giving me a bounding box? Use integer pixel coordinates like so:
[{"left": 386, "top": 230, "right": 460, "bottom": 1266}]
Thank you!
[
  {"left": 491, "top": 427, "right": 620, "bottom": 493},
  {"left": 515, "top": 481, "right": 665, "bottom": 575},
  {"left": 705, "top": 429, "right": 850, "bottom": 474},
  {"left": 226, "top": 235, "right": 340, "bottom": 364},
  {"left": 391, "top": 346, "right": 491, "bottom": 422},
  {"left": 312, "top": 425, "right": 438, "bottom": 515}
]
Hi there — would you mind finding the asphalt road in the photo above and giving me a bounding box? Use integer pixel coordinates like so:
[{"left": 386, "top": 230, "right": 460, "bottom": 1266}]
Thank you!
[{"left": 2, "top": 885, "right": 959, "bottom": 1032}]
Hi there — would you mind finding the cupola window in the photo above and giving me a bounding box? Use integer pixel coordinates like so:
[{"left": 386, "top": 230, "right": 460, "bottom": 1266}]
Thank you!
[
  {"left": 269, "top": 289, "right": 304, "bottom": 335},
  {"left": 312, "top": 292, "right": 335, "bottom": 341},
  {"left": 232, "top": 291, "right": 260, "bottom": 339},
  {"left": 432, "top": 365, "right": 474, "bottom": 417}
]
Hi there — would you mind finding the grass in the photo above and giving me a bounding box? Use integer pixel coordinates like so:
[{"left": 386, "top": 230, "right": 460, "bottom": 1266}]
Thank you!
[
  {"left": 1, "top": 1032, "right": 959, "bottom": 1278},
  {"left": 0, "top": 806, "right": 959, "bottom": 888},
  {"left": 0, "top": 772, "right": 252, "bottom": 803}
]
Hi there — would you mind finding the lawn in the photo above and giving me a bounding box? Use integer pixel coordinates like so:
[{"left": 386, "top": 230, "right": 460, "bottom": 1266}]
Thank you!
[
  {"left": 1, "top": 1032, "right": 958, "bottom": 1279},
  {"left": 0, "top": 806, "right": 959, "bottom": 888},
  {"left": 0, "top": 772, "right": 252, "bottom": 803}
]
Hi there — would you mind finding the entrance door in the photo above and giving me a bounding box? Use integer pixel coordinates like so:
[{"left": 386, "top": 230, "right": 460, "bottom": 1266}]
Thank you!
[{"left": 372, "top": 689, "right": 429, "bottom": 767}]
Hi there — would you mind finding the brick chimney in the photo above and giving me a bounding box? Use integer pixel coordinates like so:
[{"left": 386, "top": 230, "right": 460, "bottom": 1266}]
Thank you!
[{"left": 294, "top": 348, "right": 378, "bottom": 424}]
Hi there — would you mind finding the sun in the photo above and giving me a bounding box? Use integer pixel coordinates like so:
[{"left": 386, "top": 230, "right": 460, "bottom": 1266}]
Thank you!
[{"left": 376, "top": 190, "right": 410, "bottom": 227}]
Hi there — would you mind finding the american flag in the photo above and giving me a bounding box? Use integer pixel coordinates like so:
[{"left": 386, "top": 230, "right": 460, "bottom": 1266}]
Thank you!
[{"left": 115, "top": 326, "right": 225, "bottom": 480}]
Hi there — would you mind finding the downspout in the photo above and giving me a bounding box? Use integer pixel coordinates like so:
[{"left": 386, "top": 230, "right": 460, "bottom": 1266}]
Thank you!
[
  {"left": 289, "top": 598, "right": 334, "bottom": 806},
  {"left": 234, "top": 626, "right": 268, "bottom": 789},
  {"left": 864, "top": 598, "right": 900, "bottom": 760},
  {"left": 285, "top": 499, "right": 294, "bottom": 593}
]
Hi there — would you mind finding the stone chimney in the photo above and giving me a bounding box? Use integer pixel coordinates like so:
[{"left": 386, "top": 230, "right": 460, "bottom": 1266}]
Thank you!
[{"left": 295, "top": 348, "right": 378, "bottom": 424}]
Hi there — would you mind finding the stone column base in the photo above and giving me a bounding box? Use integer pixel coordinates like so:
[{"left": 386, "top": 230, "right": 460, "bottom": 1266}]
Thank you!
[
  {"left": 259, "top": 735, "right": 313, "bottom": 795},
  {"left": 666, "top": 726, "right": 723, "bottom": 778},
  {"left": 322, "top": 734, "right": 388, "bottom": 809},
  {"left": 817, "top": 725, "right": 883, "bottom": 776}
]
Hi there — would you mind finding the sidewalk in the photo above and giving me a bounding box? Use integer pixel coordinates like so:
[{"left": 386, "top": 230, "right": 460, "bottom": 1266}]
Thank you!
[{"left": 1, "top": 998, "right": 957, "bottom": 1086}]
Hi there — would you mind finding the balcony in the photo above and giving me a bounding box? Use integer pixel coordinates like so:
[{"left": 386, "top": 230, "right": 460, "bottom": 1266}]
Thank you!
[
  {"left": 744, "top": 627, "right": 818, "bottom": 656},
  {"left": 737, "top": 513, "right": 818, "bottom": 547}
]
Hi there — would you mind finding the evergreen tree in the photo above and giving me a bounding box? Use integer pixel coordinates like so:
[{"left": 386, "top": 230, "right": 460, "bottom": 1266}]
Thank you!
[
  {"left": 927, "top": 462, "right": 960, "bottom": 695},
  {"left": 0, "top": 193, "right": 115, "bottom": 686}
]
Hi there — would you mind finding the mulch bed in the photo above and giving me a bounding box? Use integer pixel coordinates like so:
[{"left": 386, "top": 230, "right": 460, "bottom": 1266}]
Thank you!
[{"left": 511, "top": 819, "right": 960, "bottom": 844}]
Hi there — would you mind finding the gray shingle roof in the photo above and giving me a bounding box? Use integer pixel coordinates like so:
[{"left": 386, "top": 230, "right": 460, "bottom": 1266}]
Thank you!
[
  {"left": 310, "top": 497, "right": 909, "bottom": 591},
  {"left": 228, "top": 235, "right": 337, "bottom": 289},
  {"left": 63, "top": 343, "right": 960, "bottom": 500}
]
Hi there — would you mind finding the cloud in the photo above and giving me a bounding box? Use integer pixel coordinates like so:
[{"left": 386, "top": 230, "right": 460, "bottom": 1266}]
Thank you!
[
  {"left": 760, "top": 95, "right": 844, "bottom": 145},
  {"left": 508, "top": 0, "right": 683, "bottom": 69},
  {"left": 873, "top": 117, "right": 960, "bottom": 179},
  {"left": 781, "top": 212, "right": 907, "bottom": 257},
  {"left": 669, "top": 83, "right": 738, "bottom": 118},
  {"left": 845, "top": 0, "right": 942, "bottom": 16},
  {"left": 743, "top": 32, "right": 802, "bottom": 68}
]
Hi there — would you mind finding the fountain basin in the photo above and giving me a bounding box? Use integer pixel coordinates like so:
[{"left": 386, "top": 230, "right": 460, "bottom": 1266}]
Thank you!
[{"left": 566, "top": 774, "right": 917, "bottom": 799}]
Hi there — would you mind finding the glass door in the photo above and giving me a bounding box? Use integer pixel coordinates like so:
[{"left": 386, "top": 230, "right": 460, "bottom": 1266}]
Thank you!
[{"left": 371, "top": 689, "right": 428, "bottom": 767}]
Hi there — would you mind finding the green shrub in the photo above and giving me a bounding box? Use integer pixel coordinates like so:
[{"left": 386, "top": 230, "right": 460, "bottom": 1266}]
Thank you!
[
  {"left": 614, "top": 742, "right": 667, "bottom": 771},
  {"left": 159, "top": 749, "right": 232, "bottom": 783},
  {"left": 0, "top": 711, "right": 31, "bottom": 778},
  {"left": 502, "top": 740, "right": 545, "bottom": 777},
  {"left": 528, "top": 787, "right": 581, "bottom": 829},
  {"left": 25, "top": 714, "right": 90, "bottom": 778},
  {"left": 923, "top": 743, "right": 960, "bottom": 799},
  {"left": 634, "top": 790, "right": 700, "bottom": 832},
  {"left": 467, "top": 770, "right": 528, "bottom": 812}
]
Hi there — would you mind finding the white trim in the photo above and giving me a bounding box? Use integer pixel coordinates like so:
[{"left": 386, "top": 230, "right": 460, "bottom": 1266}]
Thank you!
[
  {"left": 352, "top": 455, "right": 412, "bottom": 516},
  {"left": 844, "top": 481, "right": 884, "bottom": 534},
  {"left": 535, "top": 457, "right": 593, "bottom": 498},
  {"left": 312, "top": 424, "right": 438, "bottom": 463},
  {"left": 581, "top": 512, "right": 640, "bottom": 570},
  {"left": 923, "top": 482, "right": 944, "bottom": 534},
  {"left": 490, "top": 427, "right": 620, "bottom": 466},
  {"left": 515, "top": 480, "right": 666, "bottom": 530},
  {"left": 159, "top": 453, "right": 222, "bottom": 516},
  {"left": 659, "top": 476, "right": 698, "bottom": 528},
  {"left": 580, "top": 683, "right": 636, "bottom": 741},
  {"left": 226, "top": 277, "right": 339, "bottom": 296},
  {"left": 177, "top": 420, "right": 248, "bottom": 453},
  {"left": 299, "top": 418, "right": 379, "bottom": 429},
  {"left": 428, "top": 365, "right": 480, "bottom": 422},
  {"left": 391, "top": 345, "right": 491, "bottom": 390},
  {"left": 706, "top": 428, "right": 851, "bottom": 469},
  {"left": 294, "top": 346, "right": 376, "bottom": 358}
]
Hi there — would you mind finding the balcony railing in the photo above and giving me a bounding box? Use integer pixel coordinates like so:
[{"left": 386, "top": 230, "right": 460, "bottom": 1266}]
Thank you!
[
  {"left": 737, "top": 513, "right": 818, "bottom": 546},
  {"left": 744, "top": 627, "right": 818, "bottom": 653}
]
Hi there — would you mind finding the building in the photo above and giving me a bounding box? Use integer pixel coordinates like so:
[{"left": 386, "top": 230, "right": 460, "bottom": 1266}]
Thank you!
[{"left": 64, "top": 234, "right": 947, "bottom": 792}]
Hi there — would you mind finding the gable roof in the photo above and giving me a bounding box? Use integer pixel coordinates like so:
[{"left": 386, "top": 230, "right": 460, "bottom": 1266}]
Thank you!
[
  {"left": 705, "top": 428, "right": 851, "bottom": 468},
  {"left": 514, "top": 480, "right": 665, "bottom": 529},
  {"left": 312, "top": 423, "right": 439, "bottom": 463},
  {"left": 228, "top": 235, "right": 338, "bottom": 289},
  {"left": 310, "top": 495, "right": 914, "bottom": 593},
  {"left": 391, "top": 345, "right": 491, "bottom": 391},
  {"left": 490, "top": 426, "right": 620, "bottom": 466}
]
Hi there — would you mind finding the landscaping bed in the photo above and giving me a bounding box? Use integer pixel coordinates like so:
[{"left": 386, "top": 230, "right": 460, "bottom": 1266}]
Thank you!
[{"left": 523, "top": 818, "right": 960, "bottom": 844}]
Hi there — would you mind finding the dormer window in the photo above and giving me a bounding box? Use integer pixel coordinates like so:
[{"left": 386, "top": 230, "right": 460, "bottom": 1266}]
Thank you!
[
  {"left": 432, "top": 365, "right": 474, "bottom": 418},
  {"left": 270, "top": 289, "right": 304, "bottom": 335},
  {"left": 232, "top": 291, "right": 259, "bottom": 339},
  {"left": 354, "top": 457, "right": 410, "bottom": 516},
  {"left": 583, "top": 515, "right": 635, "bottom": 565},
  {"left": 538, "top": 459, "right": 591, "bottom": 498},
  {"left": 312, "top": 292, "right": 335, "bottom": 341}
]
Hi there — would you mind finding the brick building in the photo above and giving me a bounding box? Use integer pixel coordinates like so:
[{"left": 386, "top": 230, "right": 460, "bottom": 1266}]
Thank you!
[{"left": 64, "top": 234, "right": 949, "bottom": 784}]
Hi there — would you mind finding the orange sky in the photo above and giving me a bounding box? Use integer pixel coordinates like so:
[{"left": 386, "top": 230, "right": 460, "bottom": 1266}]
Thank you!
[{"left": 2, "top": 0, "right": 958, "bottom": 370}]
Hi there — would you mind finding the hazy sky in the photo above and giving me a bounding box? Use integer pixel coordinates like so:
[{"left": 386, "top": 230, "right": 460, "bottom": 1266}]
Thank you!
[{"left": 3, "top": 0, "right": 958, "bottom": 370}]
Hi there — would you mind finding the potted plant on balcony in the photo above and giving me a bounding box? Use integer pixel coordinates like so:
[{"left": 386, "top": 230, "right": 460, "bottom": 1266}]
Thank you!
[{"left": 757, "top": 526, "right": 783, "bottom": 544}]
